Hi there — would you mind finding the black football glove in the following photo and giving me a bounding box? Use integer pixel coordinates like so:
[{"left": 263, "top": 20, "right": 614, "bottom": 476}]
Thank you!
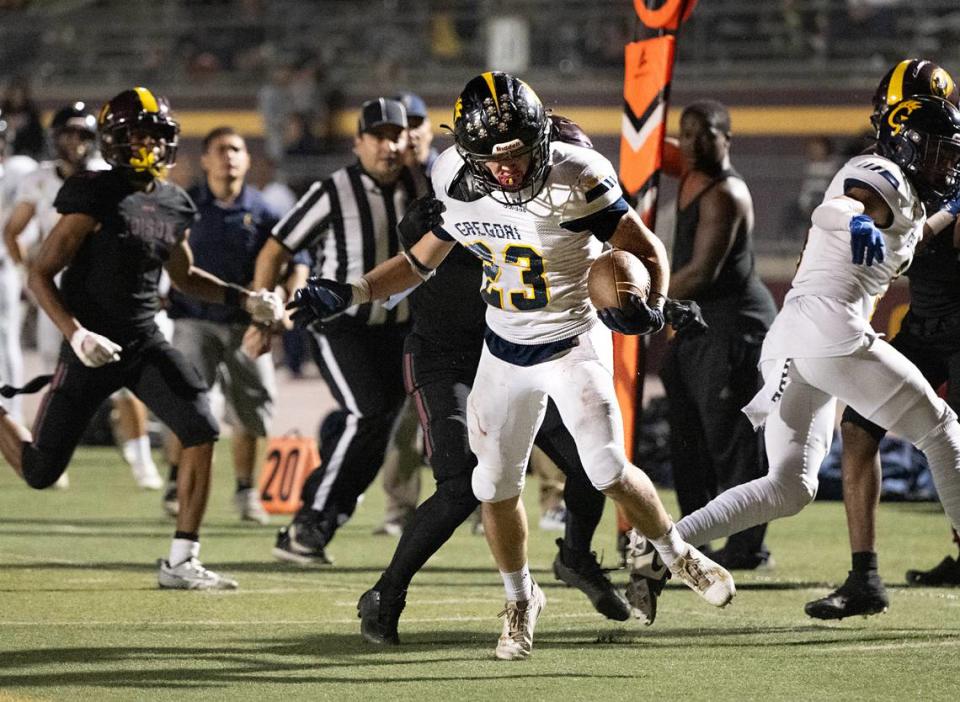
[
  {"left": 664, "top": 298, "right": 708, "bottom": 334},
  {"left": 597, "top": 294, "right": 665, "bottom": 336},
  {"left": 398, "top": 195, "right": 446, "bottom": 248},
  {"left": 286, "top": 277, "right": 353, "bottom": 328}
]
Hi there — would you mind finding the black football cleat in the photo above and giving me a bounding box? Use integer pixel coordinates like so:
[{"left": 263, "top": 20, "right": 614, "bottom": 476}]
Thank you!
[
  {"left": 905, "top": 556, "right": 960, "bottom": 587},
  {"left": 272, "top": 523, "right": 333, "bottom": 566},
  {"left": 553, "top": 538, "right": 631, "bottom": 622},
  {"left": 358, "top": 588, "right": 406, "bottom": 645},
  {"left": 804, "top": 570, "right": 889, "bottom": 620}
]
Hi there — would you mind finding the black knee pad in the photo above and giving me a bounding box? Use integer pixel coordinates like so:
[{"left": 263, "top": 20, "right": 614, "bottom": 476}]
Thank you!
[{"left": 21, "top": 443, "right": 70, "bottom": 490}]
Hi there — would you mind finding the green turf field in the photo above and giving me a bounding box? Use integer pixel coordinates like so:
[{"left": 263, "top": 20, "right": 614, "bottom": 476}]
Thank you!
[{"left": 2, "top": 442, "right": 959, "bottom": 701}]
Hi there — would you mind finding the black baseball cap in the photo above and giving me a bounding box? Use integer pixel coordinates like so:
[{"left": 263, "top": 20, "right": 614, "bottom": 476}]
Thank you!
[
  {"left": 358, "top": 97, "right": 407, "bottom": 134},
  {"left": 393, "top": 92, "right": 428, "bottom": 121}
]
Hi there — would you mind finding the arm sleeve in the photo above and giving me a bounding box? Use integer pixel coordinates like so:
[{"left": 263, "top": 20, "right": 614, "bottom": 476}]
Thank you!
[{"left": 271, "top": 180, "right": 331, "bottom": 253}]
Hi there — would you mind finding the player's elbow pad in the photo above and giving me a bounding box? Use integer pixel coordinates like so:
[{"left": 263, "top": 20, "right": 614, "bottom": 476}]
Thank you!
[{"left": 811, "top": 197, "right": 866, "bottom": 232}]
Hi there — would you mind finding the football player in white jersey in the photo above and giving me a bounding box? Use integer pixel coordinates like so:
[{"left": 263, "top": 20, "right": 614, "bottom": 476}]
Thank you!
[
  {"left": 285, "top": 71, "right": 736, "bottom": 660},
  {"left": 629, "top": 95, "right": 960, "bottom": 623},
  {"left": 3, "top": 103, "right": 163, "bottom": 491},
  {"left": 0, "top": 109, "right": 38, "bottom": 424}
]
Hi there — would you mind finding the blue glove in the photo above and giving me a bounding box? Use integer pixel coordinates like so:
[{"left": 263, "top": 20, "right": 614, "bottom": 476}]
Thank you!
[
  {"left": 664, "top": 298, "right": 708, "bottom": 334},
  {"left": 942, "top": 189, "right": 960, "bottom": 216},
  {"left": 849, "top": 214, "right": 885, "bottom": 266},
  {"left": 598, "top": 294, "right": 665, "bottom": 335},
  {"left": 286, "top": 277, "right": 353, "bottom": 328}
]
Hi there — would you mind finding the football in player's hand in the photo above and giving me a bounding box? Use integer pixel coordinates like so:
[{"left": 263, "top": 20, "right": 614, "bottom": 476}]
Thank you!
[{"left": 588, "top": 249, "right": 651, "bottom": 310}]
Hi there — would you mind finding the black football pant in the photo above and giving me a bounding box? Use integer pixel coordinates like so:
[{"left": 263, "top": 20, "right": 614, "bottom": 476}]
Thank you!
[
  {"left": 22, "top": 332, "right": 218, "bottom": 489},
  {"left": 296, "top": 323, "right": 408, "bottom": 544},
  {"left": 377, "top": 334, "right": 605, "bottom": 594},
  {"left": 661, "top": 328, "right": 769, "bottom": 560}
]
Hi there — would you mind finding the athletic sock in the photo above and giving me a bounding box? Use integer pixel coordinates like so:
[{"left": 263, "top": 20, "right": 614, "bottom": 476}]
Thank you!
[
  {"left": 169, "top": 534, "right": 200, "bottom": 566},
  {"left": 649, "top": 524, "right": 686, "bottom": 569},
  {"left": 852, "top": 551, "right": 878, "bottom": 574},
  {"left": 236, "top": 478, "right": 253, "bottom": 493},
  {"left": 501, "top": 564, "right": 533, "bottom": 602},
  {"left": 124, "top": 435, "right": 153, "bottom": 468},
  {"left": 167, "top": 464, "right": 179, "bottom": 483}
]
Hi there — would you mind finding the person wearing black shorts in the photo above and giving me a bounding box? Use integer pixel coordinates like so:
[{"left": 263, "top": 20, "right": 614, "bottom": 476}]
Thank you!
[
  {"left": 0, "top": 88, "right": 283, "bottom": 590},
  {"left": 355, "top": 117, "right": 633, "bottom": 645}
]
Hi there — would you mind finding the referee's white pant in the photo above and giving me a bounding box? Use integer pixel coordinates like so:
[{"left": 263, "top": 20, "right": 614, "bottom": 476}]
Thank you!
[{"left": 676, "top": 338, "right": 960, "bottom": 546}]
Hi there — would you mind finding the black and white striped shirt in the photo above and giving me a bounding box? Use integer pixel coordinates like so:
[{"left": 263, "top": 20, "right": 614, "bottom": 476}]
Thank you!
[{"left": 272, "top": 163, "right": 419, "bottom": 325}]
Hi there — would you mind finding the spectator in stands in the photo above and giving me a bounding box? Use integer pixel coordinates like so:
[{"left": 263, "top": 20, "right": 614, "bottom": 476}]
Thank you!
[{"left": 0, "top": 77, "right": 44, "bottom": 159}]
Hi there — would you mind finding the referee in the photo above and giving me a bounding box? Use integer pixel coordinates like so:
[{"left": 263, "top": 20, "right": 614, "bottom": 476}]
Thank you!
[{"left": 253, "top": 97, "right": 425, "bottom": 564}]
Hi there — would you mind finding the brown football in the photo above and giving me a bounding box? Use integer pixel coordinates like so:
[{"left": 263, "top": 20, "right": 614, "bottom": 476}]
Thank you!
[{"left": 587, "top": 249, "right": 651, "bottom": 310}]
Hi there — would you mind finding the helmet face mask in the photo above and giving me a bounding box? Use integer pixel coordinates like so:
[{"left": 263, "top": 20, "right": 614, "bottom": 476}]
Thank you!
[
  {"left": 877, "top": 96, "right": 960, "bottom": 209},
  {"left": 98, "top": 88, "right": 179, "bottom": 179},
  {"left": 451, "top": 71, "right": 551, "bottom": 205}
]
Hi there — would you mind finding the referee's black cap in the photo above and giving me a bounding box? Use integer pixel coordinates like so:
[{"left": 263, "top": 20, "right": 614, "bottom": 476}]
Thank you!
[{"left": 358, "top": 98, "right": 407, "bottom": 134}]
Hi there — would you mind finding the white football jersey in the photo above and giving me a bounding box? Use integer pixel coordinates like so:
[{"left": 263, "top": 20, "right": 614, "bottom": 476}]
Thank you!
[
  {"left": 431, "top": 141, "right": 623, "bottom": 344},
  {"left": 0, "top": 155, "right": 39, "bottom": 257},
  {"left": 762, "top": 153, "right": 924, "bottom": 360},
  {"left": 14, "top": 157, "right": 110, "bottom": 249}
]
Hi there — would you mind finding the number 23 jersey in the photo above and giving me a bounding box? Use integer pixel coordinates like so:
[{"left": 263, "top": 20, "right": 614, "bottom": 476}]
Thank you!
[{"left": 430, "top": 141, "right": 624, "bottom": 345}]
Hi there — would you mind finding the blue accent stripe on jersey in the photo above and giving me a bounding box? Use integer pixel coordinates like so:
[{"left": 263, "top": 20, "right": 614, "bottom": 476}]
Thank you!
[
  {"left": 843, "top": 177, "right": 887, "bottom": 207},
  {"left": 560, "top": 197, "right": 630, "bottom": 241},
  {"left": 483, "top": 327, "right": 579, "bottom": 367},
  {"left": 585, "top": 176, "right": 616, "bottom": 203}
]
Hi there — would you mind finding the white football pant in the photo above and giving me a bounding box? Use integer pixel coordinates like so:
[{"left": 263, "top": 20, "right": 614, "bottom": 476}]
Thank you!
[
  {"left": 469, "top": 323, "right": 627, "bottom": 502},
  {"left": 676, "top": 337, "right": 960, "bottom": 545}
]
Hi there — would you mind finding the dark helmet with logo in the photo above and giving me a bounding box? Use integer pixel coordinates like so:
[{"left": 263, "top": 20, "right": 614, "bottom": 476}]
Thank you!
[
  {"left": 98, "top": 87, "right": 179, "bottom": 178},
  {"left": 876, "top": 95, "right": 960, "bottom": 208},
  {"left": 451, "top": 71, "right": 550, "bottom": 203},
  {"left": 871, "top": 59, "right": 959, "bottom": 134}
]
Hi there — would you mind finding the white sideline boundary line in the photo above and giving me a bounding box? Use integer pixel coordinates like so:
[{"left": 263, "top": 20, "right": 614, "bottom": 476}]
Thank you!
[{"left": 0, "top": 612, "right": 608, "bottom": 627}]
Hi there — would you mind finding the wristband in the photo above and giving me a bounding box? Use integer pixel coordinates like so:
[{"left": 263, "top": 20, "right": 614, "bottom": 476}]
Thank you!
[{"left": 351, "top": 277, "right": 372, "bottom": 305}]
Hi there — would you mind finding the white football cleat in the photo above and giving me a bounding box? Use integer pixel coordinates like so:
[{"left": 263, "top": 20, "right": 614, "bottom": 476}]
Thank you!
[
  {"left": 157, "top": 558, "right": 238, "bottom": 590},
  {"left": 52, "top": 472, "right": 70, "bottom": 490},
  {"left": 130, "top": 461, "right": 164, "bottom": 490},
  {"left": 669, "top": 545, "right": 736, "bottom": 608},
  {"left": 233, "top": 487, "right": 270, "bottom": 525},
  {"left": 495, "top": 581, "right": 546, "bottom": 661}
]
